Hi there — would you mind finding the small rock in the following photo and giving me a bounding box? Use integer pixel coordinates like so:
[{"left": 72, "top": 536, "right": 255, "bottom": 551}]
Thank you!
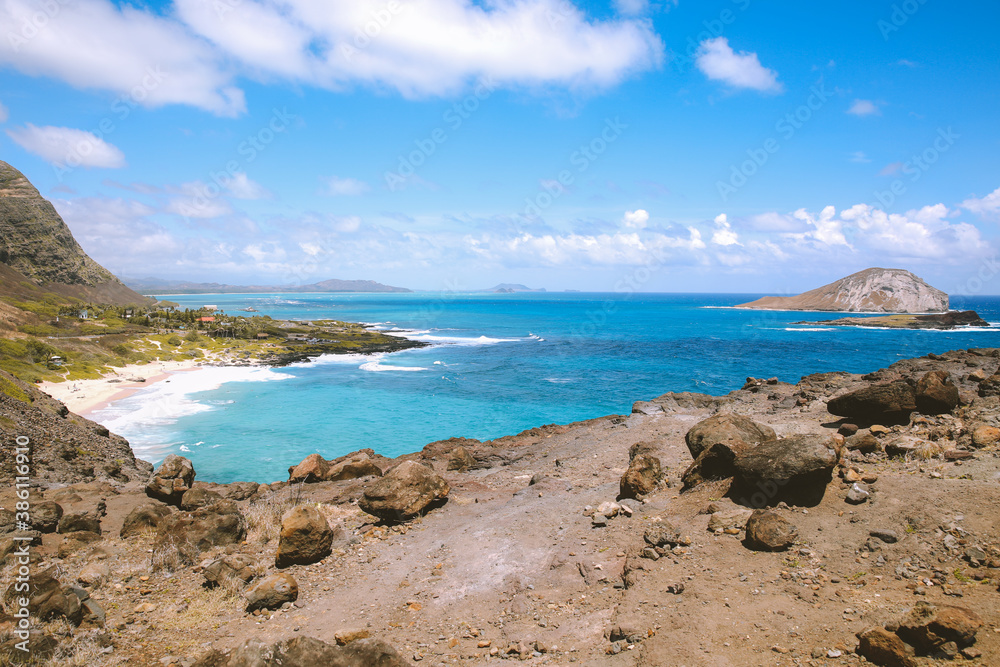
[
  {"left": 870, "top": 529, "right": 899, "bottom": 544},
  {"left": 846, "top": 483, "right": 870, "bottom": 504},
  {"left": 334, "top": 628, "right": 370, "bottom": 646},
  {"left": 245, "top": 573, "right": 298, "bottom": 613},
  {"left": 744, "top": 510, "right": 797, "bottom": 551},
  {"left": 591, "top": 514, "right": 608, "bottom": 528}
]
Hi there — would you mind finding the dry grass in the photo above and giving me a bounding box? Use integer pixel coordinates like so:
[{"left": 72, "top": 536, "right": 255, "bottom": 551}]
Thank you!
[
  {"left": 242, "top": 482, "right": 306, "bottom": 546},
  {"left": 912, "top": 440, "right": 942, "bottom": 460}
]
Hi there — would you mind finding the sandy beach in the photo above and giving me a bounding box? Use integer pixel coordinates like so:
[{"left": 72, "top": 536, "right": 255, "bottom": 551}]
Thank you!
[{"left": 39, "top": 359, "right": 205, "bottom": 415}]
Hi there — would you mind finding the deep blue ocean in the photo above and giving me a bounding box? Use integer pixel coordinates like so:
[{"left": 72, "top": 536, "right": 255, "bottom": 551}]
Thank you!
[{"left": 89, "top": 292, "right": 1000, "bottom": 483}]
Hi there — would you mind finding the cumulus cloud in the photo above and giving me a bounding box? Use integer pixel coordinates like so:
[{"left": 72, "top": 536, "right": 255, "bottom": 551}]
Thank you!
[
  {"left": 6, "top": 123, "right": 126, "bottom": 168},
  {"left": 848, "top": 99, "right": 880, "bottom": 116},
  {"left": 961, "top": 186, "right": 1000, "bottom": 218},
  {"left": 1, "top": 0, "right": 664, "bottom": 115},
  {"left": 710, "top": 213, "right": 740, "bottom": 246},
  {"left": 622, "top": 209, "right": 649, "bottom": 229},
  {"left": 695, "top": 37, "right": 782, "bottom": 93},
  {"left": 323, "top": 176, "right": 370, "bottom": 197},
  {"left": 226, "top": 173, "right": 270, "bottom": 200}
]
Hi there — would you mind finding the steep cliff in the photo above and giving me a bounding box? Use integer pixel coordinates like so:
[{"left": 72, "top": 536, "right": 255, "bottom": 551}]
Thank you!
[
  {"left": 0, "top": 160, "right": 151, "bottom": 305},
  {"left": 736, "top": 268, "right": 949, "bottom": 313}
]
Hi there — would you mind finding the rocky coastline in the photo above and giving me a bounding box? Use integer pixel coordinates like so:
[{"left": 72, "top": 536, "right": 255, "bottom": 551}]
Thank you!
[
  {"left": 794, "top": 310, "right": 992, "bottom": 331},
  {"left": 2, "top": 349, "right": 1000, "bottom": 665}
]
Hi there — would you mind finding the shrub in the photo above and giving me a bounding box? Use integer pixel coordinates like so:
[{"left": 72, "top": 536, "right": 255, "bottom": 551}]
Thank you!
[{"left": 167, "top": 335, "right": 183, "bottom": 346}]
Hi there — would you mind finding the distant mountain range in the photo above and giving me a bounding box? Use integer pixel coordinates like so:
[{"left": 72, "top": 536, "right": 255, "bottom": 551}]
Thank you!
[
  {"left": 125, "top": 277, "right": 412, "bottom": 295},
  {"left": 0, "top": 160, "right": 152, "bottom": 306}
]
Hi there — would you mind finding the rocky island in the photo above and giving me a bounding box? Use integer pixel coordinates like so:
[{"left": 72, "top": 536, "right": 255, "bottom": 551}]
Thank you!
[
  {"left": 736, "top": 268, "right": 949, "bottom": 313},
  {"left": 796, "top": 310, "right": 992, "bottom": 330}
]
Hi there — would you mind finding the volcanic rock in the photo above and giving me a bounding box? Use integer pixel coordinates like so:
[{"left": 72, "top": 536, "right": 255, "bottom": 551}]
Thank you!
[
  {"left": 245, "top": 573, "right": 298, "bottom": 613},
  {"left": 120, "top": 504, "right": 173, "bottom": 539},
  {"left": 733, "top": 434, "right": 839, "bottom": 506},
  {"left": 145, "top": 455, "right": 196, "bottom": 506},
  {"left": 684, "top": 413, "right": 776, "bottom": 459},
  {"left": 827, "top": 381, "right": 916, "bottom": 423},
  {"left": 914, "top": 371, "right": 959, "bottom": 415},
  {"left": 619, "top": 453, "right": 662, "bottom": 499},
  {"left": 895, "top": 602, "right": 982, "bottom": 652},
  {"left": 359, "top": 460, "right": 449, "bottom": 522},
  {"left": 744, "top": 510, "right": 797, "bottom": 551},
  {"left": 275, "top": 504, "right": 337, "bottom": 568}
]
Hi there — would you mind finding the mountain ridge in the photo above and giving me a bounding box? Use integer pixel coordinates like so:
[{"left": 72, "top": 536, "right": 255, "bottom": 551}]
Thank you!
[{"left": 125, "top": 277, "right": 412, "bottom": 295}]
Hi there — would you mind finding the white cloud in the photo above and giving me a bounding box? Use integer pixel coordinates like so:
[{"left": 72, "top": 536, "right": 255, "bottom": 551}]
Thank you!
[
  {"left": 0, "top": 101, "right": 8, "bottom": 123},
  {"left": 1, "top": 0, "right": 664, "bottom": 114},
  {"left": 226, "top": 173, "right": 270, "bottom": 200},
  {"left": 711, "top": 213, "right": 740, "bottom": 246},
  {"left": 961, "top": 186, "right": 1000, "bottom": 218},
  {"left": 0, "top": 0, "right": 245, "bottom": 116},
  {"left": 622, "top": 209, "right": 649, "bottom": 229},
  {"left": 323, "top": 176, "right": 370, "bottom": 197},
  {"left": 6, "top": 123, "right": 126, "bottom": 168},
  {"left": 848, "top": 99, "right": 880, "bottom": 116},
  {"left": 164, "top": 181, "right": 234, "bottom": 219},
  {"left": 849, "top": 151, "right": 871, "bottom": 163},
  {"left": 695, "top": 37, "right": 782, "bottom": 93}
]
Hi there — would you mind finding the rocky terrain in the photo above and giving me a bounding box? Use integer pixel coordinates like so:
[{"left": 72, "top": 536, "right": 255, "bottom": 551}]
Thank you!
[
  {"left": 2, "top": 349, "right": 1000, "bottom": 666},
  {"left": 0, "top": 161, "right": 150, "bottom": 306},
  {"left": 737, "top": 268, "right": 949, "bottom": 313}
]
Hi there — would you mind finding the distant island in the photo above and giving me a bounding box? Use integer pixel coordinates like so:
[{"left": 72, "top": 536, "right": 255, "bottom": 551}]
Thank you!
[
  {"left": 795, "top": 310, "right": 991, "bottom": 330},
  {"left": 125, "top": 277, "right": 412, "bottom": 295},
  {"left": 736, "top": 267, "right": 948, "bottom": 313},
  {"left": 484, "top": 283, "right": 546, "bottom": 293}
]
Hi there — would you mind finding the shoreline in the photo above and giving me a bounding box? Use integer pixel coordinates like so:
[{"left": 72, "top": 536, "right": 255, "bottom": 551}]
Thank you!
[{"left": 39, "top": 359, "right": 209, "bottom": 415}]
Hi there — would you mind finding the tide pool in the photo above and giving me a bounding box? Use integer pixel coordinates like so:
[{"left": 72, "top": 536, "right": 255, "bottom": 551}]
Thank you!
[{"left": 89, "top": 292, "right": 1000, "bottom": 483}]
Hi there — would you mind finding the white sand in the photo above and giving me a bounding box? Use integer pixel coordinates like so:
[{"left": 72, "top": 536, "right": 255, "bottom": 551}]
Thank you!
[{"left": 39, "top": 359, "right": 204, "bottom": 416}]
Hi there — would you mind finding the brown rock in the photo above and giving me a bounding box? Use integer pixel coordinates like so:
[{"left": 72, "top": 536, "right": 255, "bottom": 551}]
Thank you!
[
  {"left": 203, "top": 554, "right": 258, "bottom": 589},
  {"left": 744, "top": 510, "right": 797, "bottom": 551},
  {"left": 857, "top": 626, "right": 918, "bottom": 667},
  {"left": 446, "top": 446, "right": 477, "bottom": 471},
  {"left": 120, "top": 504, "right": 173, "bottom": 539},
  {"left": 827, "top": 381, "right": 916, "bottom": 423},
  {"left": 180, "top": 487, "right": 223, "bottom": 511},
  {"left": 619, "top": 453, "right": 662, "bottom": 499},
  {"left": 57, "top": 512, "right": 101, "bottom": 534},
  {"left": 154, "top": 501, "right": 246, "bottom": 565},
  {"left": 915, "top": 371, "right": 959, "bottom": 415},
  {"left": 684, "top": 414, "right": 776, "bottom": 459},
  {"left": 58, "top": 530, "right": 103, "bottom": 558},
  {"left": 145, "top": 454, "right": 196, "bottom": 506},
  {"left": 245, "top": 573, "right": 298, "bottom": 612},
  {"left": 335, "top": 628, "right": 371, "bottom": 646},
  {"left": 977, "top": 373, "right": 1000, "bottom": 398},
  {"left": 733, "top": 434, "right": 839, "bottom": 506},
  {"left": 32, "top": 501, "right": 62, "bottom": 533},
  {"left": 275, "top": 505, "right": 336, "bottom": 568},
  {"left": 895, "top": 602, "right": 982, "bottom": 652},
  {"left": 288, "top": 453, "right": 330, "bottom": 483},
  {"left": 846, "top": 433, "right": 881, "bottom": 454},
  {"left": 3, "top": 568, "right": 82, "bottom": 625},
  {"left": 359, "top": 460, "right": 450, "bottom": 522},
  {"left": 327, "top": 455, "right": 383, "bottom": 481},
  {"left": 682, "top": 440, "right": 749, "bottom": 490},
  {"left": 971, "top": 425, "right": 1000, "bottom": 448}
]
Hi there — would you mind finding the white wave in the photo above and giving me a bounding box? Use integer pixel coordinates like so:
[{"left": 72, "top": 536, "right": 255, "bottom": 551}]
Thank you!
[
  {"left": 433, "top": 360, "right": 445, "bottom": 365},
  {"left": 360, "top": 360, "right": 427, "bottom": 372},
  {"left": 784, "top": 327, "right": 837, "bottom": 332},
  {"left": 87, "top": 365, "right": 293, "bottom": 461},
  {"left": 403, "top": 333, "right": 528, "bottom": 346},
  {"left": 545, "top": 378, "right": 574, "bottom": 383},
  {"left": 179, "top": 445, "right": 191, "bottom": 452}
]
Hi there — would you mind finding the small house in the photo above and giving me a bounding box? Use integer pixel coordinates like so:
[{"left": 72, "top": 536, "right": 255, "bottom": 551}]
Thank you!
[{"left": 256, "top": 333, "right": 269, "bottom": 339}]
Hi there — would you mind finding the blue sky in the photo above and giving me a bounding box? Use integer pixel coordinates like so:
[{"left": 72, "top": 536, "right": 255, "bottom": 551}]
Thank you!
[{"left": 1, "top": 0, "right": 999, "bottom": 294}]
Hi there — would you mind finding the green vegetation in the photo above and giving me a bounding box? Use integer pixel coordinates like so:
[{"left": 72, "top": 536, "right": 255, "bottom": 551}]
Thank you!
[{"left": 0, "top": 374, "right": 31, "bottom": 403}]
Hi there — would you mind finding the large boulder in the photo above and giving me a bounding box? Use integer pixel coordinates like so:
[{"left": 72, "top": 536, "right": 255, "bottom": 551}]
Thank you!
[
  {"left": 275, "top": 505, "right": 337, "bottom": 568},
  {"left": 359, "top": 461, "right": 449, "bottom": 523},
  {"left": 146, "top": 455, "right": 196, "bottom": 506},
  {"left": 684, "top": 414, "right": 776, "bottom": 459},
  {"left": 744, "top": 510, "right": 797, "bottom": 551},
  {"left": 181, "top": 487, "right": 223, "bottom": 511},
  {"left": 327, "top": 454, "right": 383, "bottom": 481},
  {"left": 895, "top": 602, "right": 982, "bottom": 653},
  {"left": 682, "top": 440, "right": 750, "bottom": 491},
  {"left": 446, "top": 446, "right": 477, "bottom": 472},
  {"left": 154, "top": 501, "right": 245, "bottom": 565},
  {"left": 914, "top": 371, "right": 959, "bottom": 415},
  {"left": 120, "top": 504, "right": 174, "bottom": 539},
  {"left": 288, "top": 453, "right": 330, "bottom": 483},
  {"left": 733, "top": 434, "right": 839, "bottom": 507},
  {"left": 57, "top": 512, "right": 101, "bottom": 535},
  {"left": 619, "top": 454, "right": 662, "bottom": 499},
  {"left": 827, "top": 381, "right": 916, "bottom": 423},
  {"left": 245, "top": 573, "right": 298, "bottom": 612}
]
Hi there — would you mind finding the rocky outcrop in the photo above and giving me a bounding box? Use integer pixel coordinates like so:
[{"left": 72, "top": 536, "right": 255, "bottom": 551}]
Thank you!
[
  {"left": 120, "top": 504, "right": 174, "bottom": 538},
  {"left": 288, "top": 451, "right": 384, "bottom": 483},
  {"left": 914, "top": 371, "right": 960, "bottom": 414},
  {"left": 736, "top": 268, "right": 948, "bottom": 313},
  {"left": 275, "top": 505, "right": 337, "bottom": 568},
  {"left": 359, "top": 461, "right": 450, "bottom": 523},
  {"left": 619, "top": 454, "right": 662, "bottom": 499},
  {"left": 146, "top": 455, "right": 196, "bottom": 506},
  {"left": 153, "top": 501, "right": 246, "bottom": 565}
]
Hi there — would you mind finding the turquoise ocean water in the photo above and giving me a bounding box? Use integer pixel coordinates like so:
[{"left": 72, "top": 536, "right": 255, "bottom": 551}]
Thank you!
[{"left": 89, "top": 292, "right": 1000, "bottom": 483}]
